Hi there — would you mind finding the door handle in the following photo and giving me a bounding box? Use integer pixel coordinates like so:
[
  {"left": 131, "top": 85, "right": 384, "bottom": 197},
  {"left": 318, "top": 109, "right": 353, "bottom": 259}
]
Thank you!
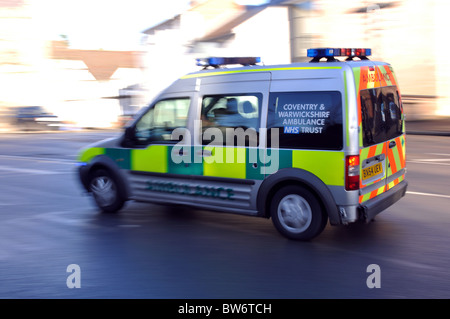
[
  {"left": 196, "top": 149, "right": 212, "bottom": 157},
  {"left": 176, "top": 148, "right": 188, "bottom": 156},
  {"left": 364, "top": 153, "right": 385, "bottom": 166},
  {"left": 389, "top": 141, "right": 396, "bottom": 148}
]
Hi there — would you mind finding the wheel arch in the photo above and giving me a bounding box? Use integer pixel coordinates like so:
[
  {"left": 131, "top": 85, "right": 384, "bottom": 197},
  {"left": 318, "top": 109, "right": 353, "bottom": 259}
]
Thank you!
[
  {"left": 82, "top": 155, "right": 131, "bottom": 200},
  {"left": 257, "top": 168, "right": 341, "bottom": 225}
]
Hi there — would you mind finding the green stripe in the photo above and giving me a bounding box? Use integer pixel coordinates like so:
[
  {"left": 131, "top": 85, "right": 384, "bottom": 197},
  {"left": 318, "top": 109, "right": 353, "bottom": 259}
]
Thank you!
[
  {"left": 361, "top": 193, "right": 371, "bottom": 202},
  {"left": 376, "top": 143, "right": 385, "bottom": 154},
  {"left": 131, "top": 145, "right": 168, "bottom": 173},
  {"left": 105, "top": 148, "right": 131, "bottom": 170},
  {"left": 78, "top": 147, "right": 104, "bottom": 163},
  {"left": 180, "top": 66, "right": 342, "bottom": 79},
  {"left": 389, "top": 141, "right": 402, "bottom": 176},
  {"left": 202, "top": 146, "right": 246, "bottom": 179},
  {"left": 167, "top": 146, "right": 203, "bottom": 175},
  {"left": 360, "top": 147, "right": 369, "bottom": 160},
  {"left": 245, "top": 148, "right": 265, "bottom": 180},
  {"left": 292, "top": 150, "right": 345, "bottom": 186},
  {"left": 401, "top": 135, "right": 406, "bottom": 159},
  {"left": 352, "top": 67, "right": 361, "bottom": 90},
  {"left": 83, "top": 145, "right": 348, "bottom": 187}
]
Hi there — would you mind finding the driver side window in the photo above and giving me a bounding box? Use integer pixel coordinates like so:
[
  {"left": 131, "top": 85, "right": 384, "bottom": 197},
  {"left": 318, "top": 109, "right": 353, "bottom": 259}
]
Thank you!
[{"left": 134, "top": 97, "right": 190, "bottom": 143}]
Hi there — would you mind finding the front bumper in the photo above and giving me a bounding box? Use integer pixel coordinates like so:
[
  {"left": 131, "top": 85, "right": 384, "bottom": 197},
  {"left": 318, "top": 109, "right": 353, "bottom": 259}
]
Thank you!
[{"left": 359, "top": 180, "right": 408, "bottom": 222}]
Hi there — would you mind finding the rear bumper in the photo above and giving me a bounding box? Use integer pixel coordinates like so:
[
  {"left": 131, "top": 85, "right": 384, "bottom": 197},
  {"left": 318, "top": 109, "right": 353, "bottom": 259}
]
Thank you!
[{"left": 359, "top": 180, "right": 408, "bottom": 222}]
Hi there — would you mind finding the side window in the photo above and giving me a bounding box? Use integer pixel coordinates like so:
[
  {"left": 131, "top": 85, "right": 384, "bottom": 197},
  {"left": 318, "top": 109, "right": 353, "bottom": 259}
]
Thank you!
[
  {"left": 201, "top": 94, "right": 261, "bottom": 146},
  {"left": 267, "top": 91, "right": 343, "bottom": 150},
  {"left": 384, "top": 87, "right": 403, "bottom": 140},
  {"left": 360, "top": 88, "right": 385, "bottom": 146},
  {"left": 360, "top": 86, "right": 403, "bottom": 147},
  {"left": 134, "top": 97, "right": 190, "bottom": 143}
]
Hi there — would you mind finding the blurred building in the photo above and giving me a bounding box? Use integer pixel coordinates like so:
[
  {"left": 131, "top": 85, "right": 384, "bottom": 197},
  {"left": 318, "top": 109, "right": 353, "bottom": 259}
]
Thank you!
[
  {"left": 141, "top": 0, "right": 291, "bottom": 100},
  {"left": 0, "top": 0, "right": 144, "bottom": 130},
  {"left": 141, "top": 0, "right": 450, "bottom": 118},
  {"left": 1, "top": 0, "right": 449, "bottom": 132},
  {"left": 287, "top": 0, "right": 450, "bottom": 118},
  {"left": 0, "top": 0, "right": 43, "bottom": 130},
  {"left": 49, "top": 40, "right": 144, "bottom": 127}
]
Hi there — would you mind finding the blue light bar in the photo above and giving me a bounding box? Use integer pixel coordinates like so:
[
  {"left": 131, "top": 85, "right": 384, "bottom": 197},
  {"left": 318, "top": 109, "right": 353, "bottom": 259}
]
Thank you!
[
  {"left": 196, "top": 57, "right": 261, "bottom": 67},
  {"left": 307, "top": 48, "right": 335, "bottom": 58},
  {"left": 307, "top": 48, "right": 371, "bottom": 59}
]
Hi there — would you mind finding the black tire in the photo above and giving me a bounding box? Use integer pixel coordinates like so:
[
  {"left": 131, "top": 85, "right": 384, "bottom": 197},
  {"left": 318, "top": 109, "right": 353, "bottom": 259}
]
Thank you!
[
  {"left": 270, "top": 185, "right": 327, "bottom": 241},
  {"left": 88, "top": 169, "right": 125, "bottom": 213}
]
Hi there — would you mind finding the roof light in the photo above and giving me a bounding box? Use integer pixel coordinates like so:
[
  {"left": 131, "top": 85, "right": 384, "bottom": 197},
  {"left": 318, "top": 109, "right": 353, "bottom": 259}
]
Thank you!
[
  {"left": 196, "top": 57, "right": 261, "bottom": 68},
  {"left": 307, "top": 48, "right": 371, "bottom": 62}
]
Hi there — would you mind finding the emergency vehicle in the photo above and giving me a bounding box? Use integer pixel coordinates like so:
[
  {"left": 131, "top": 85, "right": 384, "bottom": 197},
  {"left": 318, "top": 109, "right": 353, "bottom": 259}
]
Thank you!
[{"left": 77, "top": 48, "right": 408, "bottom": 240}]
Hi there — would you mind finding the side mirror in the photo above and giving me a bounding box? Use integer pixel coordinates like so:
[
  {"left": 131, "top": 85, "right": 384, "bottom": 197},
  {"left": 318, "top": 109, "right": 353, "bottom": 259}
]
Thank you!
[
  {"left": 124, "top": 125, "right": 134, "bottom": 140},
  {"left": 121, "top": 126, "right": 135, "bottom": 147}
]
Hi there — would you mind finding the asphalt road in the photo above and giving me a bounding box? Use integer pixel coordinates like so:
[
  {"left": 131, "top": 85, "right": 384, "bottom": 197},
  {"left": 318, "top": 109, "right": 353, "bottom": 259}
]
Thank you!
[{"left": 0, "top": 130, "right": 449, "bottom": 299}]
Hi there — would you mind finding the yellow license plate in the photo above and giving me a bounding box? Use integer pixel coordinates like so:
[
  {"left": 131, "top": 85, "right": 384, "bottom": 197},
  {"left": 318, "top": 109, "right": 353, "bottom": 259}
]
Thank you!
[{"left": 362, "top": 162, "right": 383, "bottom": 180}]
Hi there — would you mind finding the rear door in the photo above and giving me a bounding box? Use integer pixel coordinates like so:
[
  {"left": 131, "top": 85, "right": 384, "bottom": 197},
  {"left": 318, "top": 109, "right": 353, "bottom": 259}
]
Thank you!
[
  {"left": 359, "top": 85, "right": 388, "bottom": 203},
  {"left": 357, "top": 65, "right": 405, "bottom": 203},
  {"left": 383, "top": 86, "right": 406, "bottom": 191}
]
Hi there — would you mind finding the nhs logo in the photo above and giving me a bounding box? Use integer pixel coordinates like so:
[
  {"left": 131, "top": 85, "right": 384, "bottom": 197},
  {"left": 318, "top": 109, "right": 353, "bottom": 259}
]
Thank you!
[{"left": 284, "top": 126, "right": 300, "bottom": 134}]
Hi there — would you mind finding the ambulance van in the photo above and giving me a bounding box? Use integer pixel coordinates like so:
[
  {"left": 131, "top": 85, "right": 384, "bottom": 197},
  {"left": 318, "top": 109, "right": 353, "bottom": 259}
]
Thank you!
[{"left": 77, "top": 48, "right": 408, "bottom": 240}]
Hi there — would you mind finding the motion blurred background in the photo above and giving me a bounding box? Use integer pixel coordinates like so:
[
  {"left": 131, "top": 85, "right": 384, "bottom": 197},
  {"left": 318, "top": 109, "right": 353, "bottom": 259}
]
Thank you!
[{"left": 1, "top": 0, "right": 449, "bottom": 131}]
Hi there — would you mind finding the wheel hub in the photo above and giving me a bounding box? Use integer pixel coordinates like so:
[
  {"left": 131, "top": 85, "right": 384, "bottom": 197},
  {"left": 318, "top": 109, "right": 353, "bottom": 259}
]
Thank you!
[
  {"left": 90, "top": 176, "right": 117, "bottom": 207},
  {"left": 278, "top": 194, "right": 312, "bottom": 233}
]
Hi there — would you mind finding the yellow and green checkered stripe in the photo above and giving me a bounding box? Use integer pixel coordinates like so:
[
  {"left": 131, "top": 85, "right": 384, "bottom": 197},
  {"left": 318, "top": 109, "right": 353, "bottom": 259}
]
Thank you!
[
  {"left": 359, "top": 184, "right": 386, "bottom": 203},
  {"left": 78, "top": 147, "right": 104, "bottom": 163},
  {"left": 359, "top": 143, "right": 386, "bottom": 187},
  {"left": 387, "top": 135, "right": 406, "bottom": 177},
  {"left": 387, "top": 174, "right": 404, "bottom": 191},
  {"left": 79, "top": 146, "right": 345, "bottom": 186},
  {"left": 386, "top": 135, "right": 406, "bottom": 191}
]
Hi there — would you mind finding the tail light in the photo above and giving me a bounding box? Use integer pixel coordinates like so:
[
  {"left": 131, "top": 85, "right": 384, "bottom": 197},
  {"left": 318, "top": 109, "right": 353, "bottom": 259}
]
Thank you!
[{"left": 346, "top": 155, "right": 360, "bottom": 191}]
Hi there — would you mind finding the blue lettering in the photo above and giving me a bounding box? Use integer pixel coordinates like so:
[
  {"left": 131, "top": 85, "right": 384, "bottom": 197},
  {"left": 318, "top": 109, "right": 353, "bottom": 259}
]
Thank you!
[{"left": 283, "top": 126, "right": 300, "bottom": 134}]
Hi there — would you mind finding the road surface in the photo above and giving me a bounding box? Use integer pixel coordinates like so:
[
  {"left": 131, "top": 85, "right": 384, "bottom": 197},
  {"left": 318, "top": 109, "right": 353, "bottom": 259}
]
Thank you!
[{"left": 0, "top": 131, "right": 449, "bottom": 299}]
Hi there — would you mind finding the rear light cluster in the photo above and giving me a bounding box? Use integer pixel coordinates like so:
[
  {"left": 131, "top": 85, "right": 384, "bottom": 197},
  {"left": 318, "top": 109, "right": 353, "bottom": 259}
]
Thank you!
[{"left": 346, "top": 155, "right": 360, "bottom": 191}]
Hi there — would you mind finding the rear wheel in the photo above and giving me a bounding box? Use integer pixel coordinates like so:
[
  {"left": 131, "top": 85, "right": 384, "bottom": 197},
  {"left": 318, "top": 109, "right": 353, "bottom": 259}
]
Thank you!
[
  {"left": 88, "top": 169, "right": 124, "bottom": 213},
  {"left": 270, "top": 185, "right": 327, "bottom": 241}
]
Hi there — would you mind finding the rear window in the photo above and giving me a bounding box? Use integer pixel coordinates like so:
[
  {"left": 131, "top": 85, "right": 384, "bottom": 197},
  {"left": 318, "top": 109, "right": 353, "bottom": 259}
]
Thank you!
[
  {"left": 267, "top": 91, "right": 343, "bottom": 150},
  {"left": 360, "top": 86, "right": 403, "bottom": 147}
]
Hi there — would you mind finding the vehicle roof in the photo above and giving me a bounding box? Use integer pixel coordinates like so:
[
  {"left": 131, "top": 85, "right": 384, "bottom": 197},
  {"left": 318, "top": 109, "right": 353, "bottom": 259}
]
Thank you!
[
  {"left": 180, "top": 60, "right": 389, "bottom": 80},
  {"left": 155, "top": 59, "right": 390, "bottom": 96}
]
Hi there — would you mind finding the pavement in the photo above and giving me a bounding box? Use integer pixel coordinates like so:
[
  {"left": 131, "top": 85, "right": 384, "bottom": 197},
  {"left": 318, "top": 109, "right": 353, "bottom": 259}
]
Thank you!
[{"left": 406, "top": 117, "right": 450, "bottom": 136}]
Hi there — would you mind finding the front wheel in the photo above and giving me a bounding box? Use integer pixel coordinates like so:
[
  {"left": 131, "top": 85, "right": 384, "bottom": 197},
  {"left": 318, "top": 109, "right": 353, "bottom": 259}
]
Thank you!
[
  {"left": 88, "top": 169, "right": 125, "bottom": 213},
  {"left": 270, "top": 185, "right": 327, "bottom": 241}
]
